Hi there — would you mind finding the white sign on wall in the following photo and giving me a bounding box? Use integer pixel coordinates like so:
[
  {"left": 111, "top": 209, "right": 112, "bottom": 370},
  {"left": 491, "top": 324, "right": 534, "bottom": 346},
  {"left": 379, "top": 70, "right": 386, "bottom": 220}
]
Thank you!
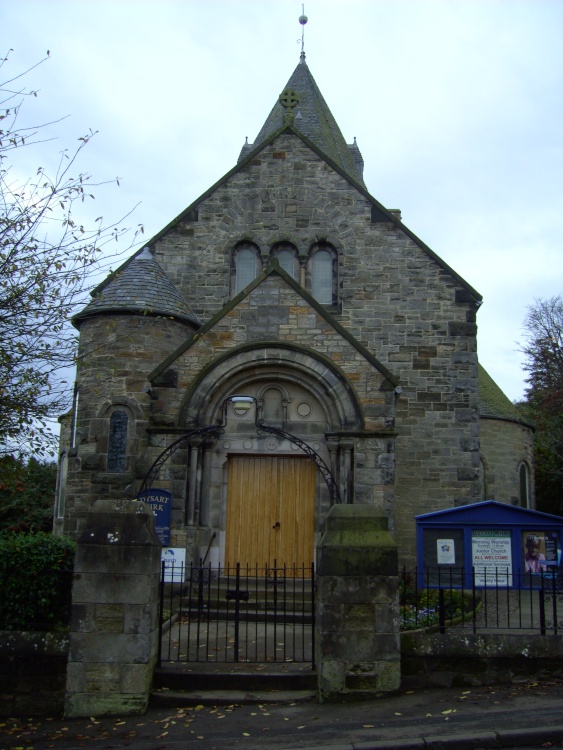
[
  {"left": 471, "top": 530, "right": 512, "bottom": 586},
  {"left": 161, "top": 547, "right": 186, "bottom": 582}
]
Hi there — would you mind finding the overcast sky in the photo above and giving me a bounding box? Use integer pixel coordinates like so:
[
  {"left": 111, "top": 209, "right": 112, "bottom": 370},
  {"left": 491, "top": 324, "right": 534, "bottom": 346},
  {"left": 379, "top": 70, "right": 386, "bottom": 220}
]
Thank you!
[{"left": 4, "top": 0, "right": 563, "bottom": 404}]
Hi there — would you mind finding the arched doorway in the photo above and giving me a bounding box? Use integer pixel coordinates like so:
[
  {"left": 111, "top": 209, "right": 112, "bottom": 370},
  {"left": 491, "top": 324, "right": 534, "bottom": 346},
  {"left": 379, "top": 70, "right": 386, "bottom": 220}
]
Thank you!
[{"left": 180, "top": 344, "right": 363, "bottom": 566}]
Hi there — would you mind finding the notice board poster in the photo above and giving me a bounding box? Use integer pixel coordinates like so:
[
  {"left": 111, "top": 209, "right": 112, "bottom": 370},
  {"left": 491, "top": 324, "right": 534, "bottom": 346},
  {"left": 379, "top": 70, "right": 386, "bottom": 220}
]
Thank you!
[
  {"left": 522, "top": 531, "right": 559, "bottom": 575},
  {"left": 471, "top": 530, "right": 512, "bottom": 586},
  {"left": 437, "top": 539, "right": 456, "bottom": 565}
]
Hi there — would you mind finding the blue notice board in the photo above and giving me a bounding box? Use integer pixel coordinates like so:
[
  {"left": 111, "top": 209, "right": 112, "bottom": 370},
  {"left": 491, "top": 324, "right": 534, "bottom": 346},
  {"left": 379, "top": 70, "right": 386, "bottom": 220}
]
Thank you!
[
  {"left": 416, "top": 500, "right": 563, "bottom": 588},
  {"left": 137, "top": 489, "right": 172, "bottom": 545}
]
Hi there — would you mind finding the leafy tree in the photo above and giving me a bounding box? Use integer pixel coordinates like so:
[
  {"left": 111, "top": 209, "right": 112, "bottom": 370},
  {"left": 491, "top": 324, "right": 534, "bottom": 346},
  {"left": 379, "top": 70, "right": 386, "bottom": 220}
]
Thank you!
[
  {"left": 0, "top": 50, "right": 143, "bottom": 457},
  {"left": 520, "top": 295, "right": 563, "bottom": 514},
  {"left": 0, "top": 454, "right": 57, "bottom": 532}
]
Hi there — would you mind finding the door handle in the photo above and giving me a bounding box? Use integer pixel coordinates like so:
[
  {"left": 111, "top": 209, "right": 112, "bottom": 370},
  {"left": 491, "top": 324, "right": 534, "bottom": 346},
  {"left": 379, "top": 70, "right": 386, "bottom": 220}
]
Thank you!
[{"left": 272, "top": 521, "right": 280, "bottom": 529}]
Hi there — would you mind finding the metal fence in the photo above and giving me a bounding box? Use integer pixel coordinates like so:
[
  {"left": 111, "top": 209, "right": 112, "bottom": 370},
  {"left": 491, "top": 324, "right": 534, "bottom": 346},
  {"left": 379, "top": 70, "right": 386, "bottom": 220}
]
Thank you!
[
  {"left": 159, "top": 562, "right": 315, "bottom": 666},
  {"left": 401, "top": 568, "right": 563, "bottom": 634}
]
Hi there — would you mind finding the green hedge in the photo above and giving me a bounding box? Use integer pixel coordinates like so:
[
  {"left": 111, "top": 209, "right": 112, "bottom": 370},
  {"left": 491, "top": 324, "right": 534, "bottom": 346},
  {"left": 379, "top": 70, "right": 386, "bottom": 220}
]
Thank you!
[{"left": 0, "top": 532, "right": 75, "bottom": 631}]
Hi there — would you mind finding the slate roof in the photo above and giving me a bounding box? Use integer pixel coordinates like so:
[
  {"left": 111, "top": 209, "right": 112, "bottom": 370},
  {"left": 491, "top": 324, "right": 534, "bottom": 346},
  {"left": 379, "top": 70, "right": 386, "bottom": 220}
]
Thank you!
[
  {"left": 239, "top": 53, "right": 365, "bottom": 185},
  {"left": 478, "top": 364, "right": 532, "bottom": 427},
  {"left": 73, "top": 248, "right": 200, "bottom": 327}
]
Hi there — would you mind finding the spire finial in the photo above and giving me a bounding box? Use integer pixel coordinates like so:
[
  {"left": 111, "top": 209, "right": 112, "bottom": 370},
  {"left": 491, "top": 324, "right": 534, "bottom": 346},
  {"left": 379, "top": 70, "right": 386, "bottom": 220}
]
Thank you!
[{"left": 299, "top": 5, "right": 308, "bottom": 61}]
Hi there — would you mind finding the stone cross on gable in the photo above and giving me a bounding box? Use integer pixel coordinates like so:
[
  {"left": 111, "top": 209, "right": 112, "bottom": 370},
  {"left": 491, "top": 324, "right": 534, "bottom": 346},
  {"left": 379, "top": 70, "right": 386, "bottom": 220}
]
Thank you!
[
  {"left": 280, "top": 88, "right": 299, "bottom": 109},
  {"left": 280, "top": 88, "right": 299, "bottom": 125}
]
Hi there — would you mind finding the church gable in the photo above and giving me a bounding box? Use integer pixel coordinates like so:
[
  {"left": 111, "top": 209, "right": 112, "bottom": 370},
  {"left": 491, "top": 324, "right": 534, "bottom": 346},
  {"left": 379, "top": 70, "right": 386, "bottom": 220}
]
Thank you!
[
  {"left": 149, "top": 264, "right": 398, "bottom": 433},
  {"left": 149, "top": 128, "right": 477, "bottom": 340},
  {"left": 149, "top": 129, "right": 374, "bottom": 321}
]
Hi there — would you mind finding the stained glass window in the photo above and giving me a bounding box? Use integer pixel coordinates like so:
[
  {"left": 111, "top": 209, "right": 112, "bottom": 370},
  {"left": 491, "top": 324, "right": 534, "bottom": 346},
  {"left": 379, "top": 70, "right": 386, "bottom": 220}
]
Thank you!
[{"left": 108, "top": 411, "right": 128, "bottom": 472}]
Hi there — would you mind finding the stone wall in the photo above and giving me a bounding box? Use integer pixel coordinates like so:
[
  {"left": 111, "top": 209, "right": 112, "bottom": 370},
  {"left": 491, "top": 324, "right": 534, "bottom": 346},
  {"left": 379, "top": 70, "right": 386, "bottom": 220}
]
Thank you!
[
  {"left": 0, "top": 631, "right": 69, "bottom": 716},
  {"left": 480, "top": 418, "right": 535, "bottom": 506},
  {"left": 402, "top": 631, "right": 563, "bottom": 689},
  {"left": 60, "top": 314, "right": 193, "bottom": 538}
]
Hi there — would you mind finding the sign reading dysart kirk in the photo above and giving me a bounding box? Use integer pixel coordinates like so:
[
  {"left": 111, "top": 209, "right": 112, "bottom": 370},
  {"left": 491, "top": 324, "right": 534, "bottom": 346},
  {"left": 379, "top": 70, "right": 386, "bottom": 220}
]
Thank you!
[{"left": 137, "top": 489, "right": 172, "bottom": 546}]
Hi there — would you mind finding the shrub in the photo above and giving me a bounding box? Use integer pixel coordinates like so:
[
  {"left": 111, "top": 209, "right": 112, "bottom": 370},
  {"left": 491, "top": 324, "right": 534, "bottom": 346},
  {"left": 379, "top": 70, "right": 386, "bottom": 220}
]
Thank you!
[
  {"left": 399, "top": 571, "right": 476, "bottom": 631},
  {"left": 0, "top": 532, "right": 75, "bottom": 630},
  {"left": 0, "top": 455, "right": 57, "bottom": 533}
]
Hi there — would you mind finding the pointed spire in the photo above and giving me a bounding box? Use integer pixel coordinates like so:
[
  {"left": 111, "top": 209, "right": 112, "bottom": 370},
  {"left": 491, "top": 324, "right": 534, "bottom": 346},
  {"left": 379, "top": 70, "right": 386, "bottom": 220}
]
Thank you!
[
  {"left": 244, "top": 57, "right": 364, "bottom": 184},
  {"left": 237, "top": 9, "right": 365, "bottom": 185}
]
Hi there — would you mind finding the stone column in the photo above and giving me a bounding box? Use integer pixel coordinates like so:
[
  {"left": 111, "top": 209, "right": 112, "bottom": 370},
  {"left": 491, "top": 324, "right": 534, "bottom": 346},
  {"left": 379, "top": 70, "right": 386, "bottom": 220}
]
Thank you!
[
  {"left": 340, "top": 438, "right": 354, "bottom": 503},
  {"left": 186, "top": 439, "right": 201, "bottom": 526},
  {"left": 316, "top": 505, "right": 400, "bottom": 702},
  {"left": 64, "top": 499, "right": 162, "bottom": 717}
]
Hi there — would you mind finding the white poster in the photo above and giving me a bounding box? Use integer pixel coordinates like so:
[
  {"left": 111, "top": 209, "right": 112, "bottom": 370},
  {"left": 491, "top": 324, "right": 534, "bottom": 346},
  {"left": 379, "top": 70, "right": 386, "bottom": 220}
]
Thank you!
[
  {"left": 437, "top": 539, "right": 456, "bottom": 565},
  {"left": 471, "top": 530, "right": 512, "bottom": 586},
  {"left": 161, "top": 547, "right": 186, "bottom": 582}
]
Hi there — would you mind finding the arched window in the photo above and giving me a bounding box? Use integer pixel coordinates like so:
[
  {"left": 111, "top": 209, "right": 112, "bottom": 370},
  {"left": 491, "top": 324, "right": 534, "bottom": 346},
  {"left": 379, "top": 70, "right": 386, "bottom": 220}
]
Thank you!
[
  {"left": 310, "top": 245, "right": 335, "bottom": 304},
  {"left": 519, "top": 462, "right": 531, "bottom": 508},
  {"left": 234, "top": 243, "right": 259, "bottom": 294},
  {"left": 273, "top": 243, "right": 298, "bottom": 280},
  {"left": 108, "top": 411, "right": 128, "bottom": 473},
  {"left": 262, "top": 387, "right": 284, "bottom": 425}
]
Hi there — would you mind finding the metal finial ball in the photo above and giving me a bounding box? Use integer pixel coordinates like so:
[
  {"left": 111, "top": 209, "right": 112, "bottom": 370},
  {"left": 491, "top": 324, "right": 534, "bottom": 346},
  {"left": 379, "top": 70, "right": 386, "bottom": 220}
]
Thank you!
[{"left": 299, "top": 15, "right": 308, "bottom": 25}]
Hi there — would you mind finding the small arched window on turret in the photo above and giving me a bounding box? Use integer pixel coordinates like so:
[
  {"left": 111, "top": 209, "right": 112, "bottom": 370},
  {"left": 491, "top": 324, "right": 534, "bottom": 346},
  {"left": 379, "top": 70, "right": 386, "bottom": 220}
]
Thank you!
[
  {"left": 108, "top": 410, "right": 128, "bottom": 473},
  {"left": 273, "top": 243, "right": 298, "bottom": 280},
  {"left": 233, "top": 242, "right": 260, "bottom": 295},
  {"left": 310, "top": 243, "right": 337, "bottom": 305},
  {"left": 519, "top": 461, "right": 531, "bottom": 508}
]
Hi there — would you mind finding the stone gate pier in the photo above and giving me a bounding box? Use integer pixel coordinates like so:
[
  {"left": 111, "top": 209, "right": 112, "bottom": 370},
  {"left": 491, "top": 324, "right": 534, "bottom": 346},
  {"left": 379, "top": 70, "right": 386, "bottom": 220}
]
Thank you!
[
  {"left": 64, "top": 499, "right": 161, "bottom": 717},
  {"left": 316, "top": 505, "right": 400, "bottom": 701}
]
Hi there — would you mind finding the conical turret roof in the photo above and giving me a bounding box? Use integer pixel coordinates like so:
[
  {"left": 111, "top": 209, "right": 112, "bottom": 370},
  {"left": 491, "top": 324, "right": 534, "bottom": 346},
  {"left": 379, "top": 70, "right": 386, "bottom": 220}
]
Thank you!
[
  {"left": 239, "top": 54, "right": 364, "bottom": 185},
  {"left": 73, "top": 248, "right": 200, "bottom": 327},
  {"left": 478, "top": 365, "right": 532, "bottom": 427}
]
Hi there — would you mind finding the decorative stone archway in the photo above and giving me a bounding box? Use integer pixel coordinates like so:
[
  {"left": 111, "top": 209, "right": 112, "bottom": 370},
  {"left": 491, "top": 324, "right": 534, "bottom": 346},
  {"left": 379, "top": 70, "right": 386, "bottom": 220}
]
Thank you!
[{"left": 179, "top": 344, "right": 365, "bottom": 566}]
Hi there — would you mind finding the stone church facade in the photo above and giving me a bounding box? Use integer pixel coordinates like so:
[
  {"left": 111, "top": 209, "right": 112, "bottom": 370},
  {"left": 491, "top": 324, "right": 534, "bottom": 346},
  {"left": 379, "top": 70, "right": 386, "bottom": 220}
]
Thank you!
[{"left": 54, "top": 54, "right": 534, "bottom": 566}]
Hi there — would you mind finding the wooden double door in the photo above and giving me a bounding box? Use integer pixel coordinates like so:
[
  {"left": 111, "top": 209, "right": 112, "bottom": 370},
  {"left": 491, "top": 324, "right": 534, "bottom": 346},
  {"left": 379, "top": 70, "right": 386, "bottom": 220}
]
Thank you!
[{"left": 225, "top": 456, "right": 316, "bottom": 567}]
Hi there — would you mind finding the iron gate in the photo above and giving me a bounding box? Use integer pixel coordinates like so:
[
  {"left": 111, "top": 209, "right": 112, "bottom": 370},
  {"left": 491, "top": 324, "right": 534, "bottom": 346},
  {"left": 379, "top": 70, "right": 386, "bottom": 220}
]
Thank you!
[{"left": 158, "top": 562, "right": 316, "bottom": 667}]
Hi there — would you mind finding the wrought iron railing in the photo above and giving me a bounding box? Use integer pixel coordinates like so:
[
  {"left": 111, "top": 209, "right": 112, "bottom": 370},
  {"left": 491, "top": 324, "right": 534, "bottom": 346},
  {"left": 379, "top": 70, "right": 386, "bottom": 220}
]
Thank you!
[
  {"left": 401, "top": 567, "right": 563, "bottom": 634},
  {"left": 159, "top": 561, "right": 316, "bottom": 666}
]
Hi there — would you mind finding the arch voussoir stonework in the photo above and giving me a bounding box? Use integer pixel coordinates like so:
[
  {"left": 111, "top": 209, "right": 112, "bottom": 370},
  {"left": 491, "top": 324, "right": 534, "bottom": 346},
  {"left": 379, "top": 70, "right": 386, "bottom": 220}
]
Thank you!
[{"left": 179, "top": 342, "right": 364, "bottom": 431}]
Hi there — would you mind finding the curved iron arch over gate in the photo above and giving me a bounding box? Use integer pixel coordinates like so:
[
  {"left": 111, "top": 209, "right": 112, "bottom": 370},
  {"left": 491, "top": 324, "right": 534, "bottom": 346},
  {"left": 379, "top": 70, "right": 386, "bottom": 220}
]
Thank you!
[{"left": 138, "top": 395, "right": 341, "bottom": 503}]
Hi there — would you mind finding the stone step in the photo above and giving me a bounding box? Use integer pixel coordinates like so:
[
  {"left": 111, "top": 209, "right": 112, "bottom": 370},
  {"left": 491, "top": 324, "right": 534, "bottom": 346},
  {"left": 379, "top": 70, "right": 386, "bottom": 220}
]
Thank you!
[
  {"left": 152, "top": 663, "right": 317, "bottom": 706},
  {"left": 151, "top": 688, "right": 316, "bottom": 707}
]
